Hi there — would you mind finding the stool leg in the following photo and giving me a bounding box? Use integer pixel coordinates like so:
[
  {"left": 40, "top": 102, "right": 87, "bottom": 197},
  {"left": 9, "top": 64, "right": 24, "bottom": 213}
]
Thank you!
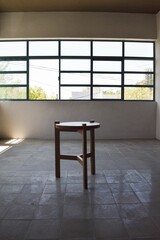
[
  {"left": 55, "top": 123, "right": 60, "bottom": 178},
  {"left": 90, "top": 129, "right": 95, "bottom": 175},
  {"left": 82, "top": 124, "right": 88, "bottom": 189}
]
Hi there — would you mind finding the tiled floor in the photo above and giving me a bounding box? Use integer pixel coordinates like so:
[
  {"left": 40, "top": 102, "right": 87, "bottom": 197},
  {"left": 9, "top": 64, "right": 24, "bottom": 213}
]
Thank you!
[{"left": 0, "top": 139, "right": 160, "bottom": 239}]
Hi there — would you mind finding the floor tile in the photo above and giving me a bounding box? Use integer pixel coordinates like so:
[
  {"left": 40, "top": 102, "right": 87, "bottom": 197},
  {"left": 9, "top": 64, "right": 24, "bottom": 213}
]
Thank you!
[
  {"left": 0, "top": 193, "right": 18, "bottom": 206},
  {"left": 64, "top": 192, "right": 91, "bottom": 204},
  {"left": 92, "top": 204, "right": 120, "bottom": 218},
  {"left": 124, "top": 170, "right": 145, "bottom": 183},
  {"left": 123, "top": 218, "right": 160, "bottom": 238},
  {"left": 4, "top": 205, "right": 35, "bottom": 219},
  {"left": 90, "top": 192, "right": 115, "bottom": 204},
  {"left": 39, "top": 193, "right": 64, "bottom": 205},
  {"left": 130, "top": 182, "right": 152, "bottom": 192},
  {"left": 105, "top": 175, "right": 126, "bottom": 184},
  {"left": 0, "top": 207, "right": 8, "bottom": 219},
  {"left": 61, "top": 219, "right": 94, "bottom": 238},
  {"left": 66, "top": 183, "right": 84, "bottom": 192},
  {"left": 0, "top": 220, "right": 30, "bottom": 240},
  {"left": 63, "top": 203, "right": 92, "bottom": 219},
  {"left": 95, "top": 219, "right": 129, "bottom": 238},
  {"left": 34, "top": 204, "right": 61, "bottom": 219},
  {"left": 14, "top": 193, "right": 41, "bottom": 205},
  {"left": 1, "top": 139, "right": 160, "bottom": 239},
  {"left": 135, "top": 191, "right": 160, "bottom": 203},
  {"left": 0, "top": 184, "right": 24, "bottom": 193},
  {"left": 143, "top": 203, "right": 160, "bottom": 217},
  {"left": 88, "top": 183, "right": 111, "bottom": 192},
  {"left": 113, "top": 191, "right": 140, "bottom": 204},
  {"left": 21, "top": 184, "right": 45, "bottom": 194},
  {"left": 117, "top": 203, "right": 148, "bottom": 219},
  {"left": 26, "top": 219, "right": 60, "bottom": 239},
  {"left": 44, "top": 183, "right": 66, "bottom": 194},
  {"left": 109, "top": 183, "right": 133, "bottom": 193}
]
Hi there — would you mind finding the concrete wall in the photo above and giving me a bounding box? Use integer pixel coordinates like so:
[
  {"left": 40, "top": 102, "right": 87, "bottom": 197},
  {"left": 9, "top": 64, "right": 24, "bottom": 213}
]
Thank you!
[
  {"left": 156, "top": 12, "right": 160, "bottom": 139},
  {"left": 0, "top": 12, "right": 156, "bottom": 39},
  {"left": 0, "top": 11, "right": 157, "bottom": 140},
  {"left": 0, "top": 101, "right": 156, "bottom": 140}
]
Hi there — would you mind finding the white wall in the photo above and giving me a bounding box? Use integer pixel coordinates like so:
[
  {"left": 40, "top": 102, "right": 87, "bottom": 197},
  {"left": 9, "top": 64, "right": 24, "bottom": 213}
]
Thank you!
[
  {"left": 156, "top": 11, "right": 160, "bottom": 139},
  {"left": 0, "top": 12, "right": 156, "bottom": 39},
  {"left": 0, "top": 101, "right": 156, "bottom": 139},
  {"left": 0, "top": 11, "right": 157, "bottom": 140}
]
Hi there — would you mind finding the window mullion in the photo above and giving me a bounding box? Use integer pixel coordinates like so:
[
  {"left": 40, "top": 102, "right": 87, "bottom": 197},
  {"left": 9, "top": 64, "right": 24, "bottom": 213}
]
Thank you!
[
  {"left": 27, "top": 41, "right": 29, "bottom": 100},
  {"left": 91, "top": 41, "right": 93, "bottom": 100},
  {"left": 122, "top": 41, "right": 125, "bottom": 100}
]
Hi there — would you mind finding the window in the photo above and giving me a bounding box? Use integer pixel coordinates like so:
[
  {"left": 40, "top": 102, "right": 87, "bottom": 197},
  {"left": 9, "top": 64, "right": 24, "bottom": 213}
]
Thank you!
[
  {"left": 124, "top": 42, "right": 154, "bottom": 101},
  {"left": 0, "top": 41, "right": 27, "bottom": 100},
  {"left": 29, "top": 59, "right": 59, "bottom": 100},
  {"left": 0, "top": 40, "right": 155, "bottom": 101}
]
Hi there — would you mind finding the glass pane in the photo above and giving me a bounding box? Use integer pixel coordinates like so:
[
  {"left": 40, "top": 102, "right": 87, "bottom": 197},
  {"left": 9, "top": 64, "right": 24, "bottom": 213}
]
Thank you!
[
  {"left": 0, "top": 87, "right": 26, "bottom": 99},
  {"left": 124, "top": 87, "right": 153, "bottom": 100},
  {"left": 93, "top": 87, "right": 121, "bottom": 99},
  {"left": 93, "top": 74, "right": 121, "bottom": 85},
  {"left": 93, "top": 41, "right": 122, "bottom": 56},
  {"left": 61, "top": 59, "right": 90, "bottom": 71},
  {"left": 125, "top": 60, "right": 153, "bottom": 72},
  {"left": 29, "top": 41, "right": 58, "bottom": 56},
  {"left": 0, "top": 74, "right": 26, "bottom": 85},
  {"left": 61, "top": 87, "right": 90, "bottom": 100},
  {"left": 93, "top": 61, "right": 121, "bottom": 72},
  {"left": 124, "top": 74, "right": 153, "bottom": 85},
  {"left": 61, "top": 41, "right": 90, "bottom": 56},
  {"left": 0, "top": 61, "right": 27, "bottom": 71},
  {"left": 125, "top": 42, "right": 154, "bottom": 57},
  {"left": 29, "top": 60, "right": 59, "bottom": 100},
  {"left": 0, "top": 41, "right": 26, "bottom": 56},
  {"left": 61, "top": 73, "right": 90, "bottom": 85}
]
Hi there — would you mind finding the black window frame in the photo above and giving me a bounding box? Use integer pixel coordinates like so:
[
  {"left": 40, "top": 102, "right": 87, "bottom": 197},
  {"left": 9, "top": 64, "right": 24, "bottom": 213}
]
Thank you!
[{"left": 0, "top": 39, "right": 155, "bottom": 101}]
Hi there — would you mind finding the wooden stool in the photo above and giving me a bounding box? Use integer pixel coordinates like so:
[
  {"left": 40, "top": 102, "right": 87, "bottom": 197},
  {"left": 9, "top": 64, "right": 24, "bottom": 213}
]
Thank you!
[{"left": 54, "top": 121, "right": 100, "bottom": 189}]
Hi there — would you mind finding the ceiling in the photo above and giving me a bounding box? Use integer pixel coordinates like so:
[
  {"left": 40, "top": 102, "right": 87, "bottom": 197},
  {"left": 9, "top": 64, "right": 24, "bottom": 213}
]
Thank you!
[{"left": 0, "top": 0, "right": 160, "bottom": 14}]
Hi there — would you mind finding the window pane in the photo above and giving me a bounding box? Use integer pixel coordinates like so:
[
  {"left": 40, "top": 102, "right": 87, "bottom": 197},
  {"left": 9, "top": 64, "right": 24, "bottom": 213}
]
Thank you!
[
  {"left": 93, "top": 61, "right": 121, "bottom": 72},
  {"left": 61, "top": 87, "right": 90, "bottom": 100},
  {"left": 0, "top": 74, "right": 26, "bottom": 85},
  {"left": 61, "top": 59, "right": 90, "bottom": 71},
  {"left": 61, "top": 73, "right": 90, "bottom": 85},
  {"left": 125, "top": 60, "right": 153, "bottom": 72},
  {"left": 29, "top": 60, "right": 59, "bottom": 100},
  {"left": 93, "top": 87, "right": 121, "bottom": 99},
  {"left": 125, "top": 42, "right": 154, "bottom": 57},
  {"left": 0, "top": 87, "right": 26, "bottom": 99},
  {"left": 29, "top": 41, "right": 58, "bottom": 56},
  {"left": 124, "top": 74, "right": 153, "bottom": 85},
  {"left": 124, "top": 87, "right": 153, "bottom": 100},
  {"left": 93, "top": 74, "right": 121, "bottom": 85},
  {"left": 0, "top": 42, "right": 26, "bottom": 56},
  {"left": 93, "top": 41, "right": 122, "bottom": 56},
  {"left": 61, "top": 41, "right": 90, "bottom": 56},
  {"left": 0, "top": 61, "right": 27, "bottom": 71}
]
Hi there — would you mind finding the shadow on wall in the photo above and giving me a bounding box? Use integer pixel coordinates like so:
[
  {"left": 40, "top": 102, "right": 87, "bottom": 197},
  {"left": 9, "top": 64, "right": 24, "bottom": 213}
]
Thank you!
[
  {"left": 0, "top": 104, "right": 12, "bottom": 139},
  {"left": 0, "top": 103, "right": 25, "bottom": 139},
  {"left": 0, "top": 102, "right": 34, "bottom": 139}
]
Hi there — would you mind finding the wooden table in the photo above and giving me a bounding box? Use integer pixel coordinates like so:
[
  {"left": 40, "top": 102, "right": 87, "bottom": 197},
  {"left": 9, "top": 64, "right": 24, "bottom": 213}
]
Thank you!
[{"left": 54, "top": 121, "right": 100, "bottom": 189}]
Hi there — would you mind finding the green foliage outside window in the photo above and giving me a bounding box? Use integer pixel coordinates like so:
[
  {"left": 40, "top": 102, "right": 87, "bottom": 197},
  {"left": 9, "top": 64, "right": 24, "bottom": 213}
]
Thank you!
[{"left": 29, "top": 86, "right": 47, "bottom": 100}]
